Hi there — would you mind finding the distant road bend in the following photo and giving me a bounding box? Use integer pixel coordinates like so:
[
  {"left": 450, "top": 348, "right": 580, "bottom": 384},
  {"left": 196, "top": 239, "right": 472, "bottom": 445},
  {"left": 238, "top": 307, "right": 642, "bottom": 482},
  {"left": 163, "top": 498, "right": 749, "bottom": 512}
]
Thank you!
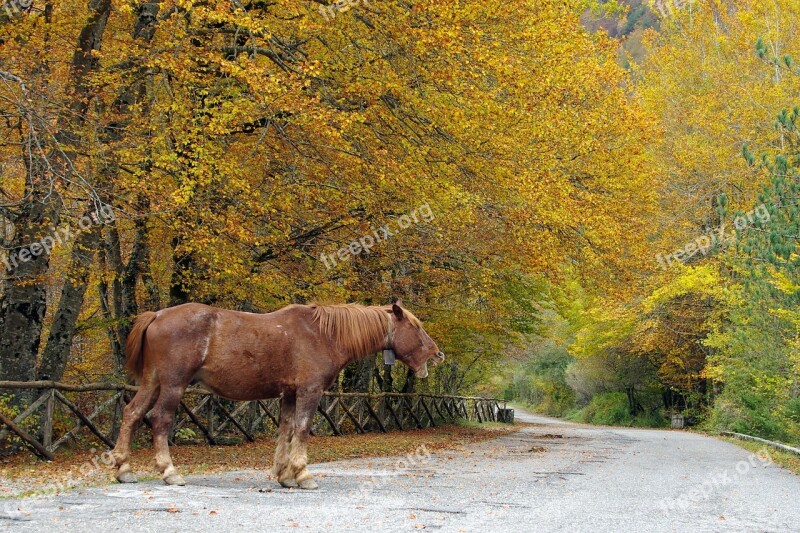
[{"left": 2, "top": 409, "right": 799, "bottom": 532}]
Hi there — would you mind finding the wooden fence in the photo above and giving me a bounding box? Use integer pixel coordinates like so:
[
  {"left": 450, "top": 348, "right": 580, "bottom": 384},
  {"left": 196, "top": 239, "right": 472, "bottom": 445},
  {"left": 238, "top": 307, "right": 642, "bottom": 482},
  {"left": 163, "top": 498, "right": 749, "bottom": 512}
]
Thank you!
[{"left": 0, "top": 381, "right": 506, "bottom": 460}]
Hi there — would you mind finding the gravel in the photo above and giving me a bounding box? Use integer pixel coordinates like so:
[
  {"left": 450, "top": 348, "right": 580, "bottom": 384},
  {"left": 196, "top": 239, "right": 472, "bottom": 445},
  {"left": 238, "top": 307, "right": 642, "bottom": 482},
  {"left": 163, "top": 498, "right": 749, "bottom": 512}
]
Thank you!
[{"left": 2, "top": 409, "right": 798, "bottom": 532}]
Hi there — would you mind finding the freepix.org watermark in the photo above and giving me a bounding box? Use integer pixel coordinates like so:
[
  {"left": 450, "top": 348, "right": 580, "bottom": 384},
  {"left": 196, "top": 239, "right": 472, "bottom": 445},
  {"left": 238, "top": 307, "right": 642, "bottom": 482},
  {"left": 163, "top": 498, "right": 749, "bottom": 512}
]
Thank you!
[
  {"left": 320, "top": 203, "right": 434, "bottom": 270},
  {"left": 1, "top": 204, "right": 115, "bottom": 273},
  {"left": 657, "top": 446, "right": 773, "bottom": 513},
  {"left": 2, "top": 446, "right": 116, "bottom": 519},
  {"left": 653, "top": 0, "right": 695, "bottom": 19},
  {"left": 2, "top": 0, "right": 31, "bottom": 18},
  {"left": 318, "top": 0, "right": 370, "bottom": 22},
  {"left": 355, "top": 444, "right": 431, "bottom": 499},
  {"left": 656, "top": 204, "right": 770, "bottom": 270}
]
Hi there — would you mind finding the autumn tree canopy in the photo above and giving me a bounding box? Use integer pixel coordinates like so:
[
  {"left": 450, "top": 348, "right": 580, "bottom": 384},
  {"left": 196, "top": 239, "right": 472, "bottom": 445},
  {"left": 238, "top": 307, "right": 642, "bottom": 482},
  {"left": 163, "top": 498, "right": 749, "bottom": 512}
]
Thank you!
[{"left": 0, "top": 0, "right": 655, "bottom": 398}]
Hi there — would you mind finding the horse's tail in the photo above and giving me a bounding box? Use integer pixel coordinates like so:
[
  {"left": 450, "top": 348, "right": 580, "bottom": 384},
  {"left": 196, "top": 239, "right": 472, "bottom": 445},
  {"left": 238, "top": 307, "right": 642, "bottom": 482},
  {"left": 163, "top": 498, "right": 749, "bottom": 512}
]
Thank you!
[{"left": 125, "top": 311, "right": 158, "bottom": 382}]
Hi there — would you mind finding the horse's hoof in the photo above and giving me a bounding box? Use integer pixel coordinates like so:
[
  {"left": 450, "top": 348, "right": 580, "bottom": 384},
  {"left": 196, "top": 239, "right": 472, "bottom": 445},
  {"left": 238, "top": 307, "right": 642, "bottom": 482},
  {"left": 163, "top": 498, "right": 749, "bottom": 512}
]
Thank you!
[
  {"left": 279, "top": 479, "right": 298, "bottom": 488},
  {"left": 117, "top": 471, "right": 138, "bottom": 484},
  {"left": 298, "top": 478, "right": 318, "bottom": 490},
  {"left": 163, "top": 473, "right": 186, "bottom": 486}
]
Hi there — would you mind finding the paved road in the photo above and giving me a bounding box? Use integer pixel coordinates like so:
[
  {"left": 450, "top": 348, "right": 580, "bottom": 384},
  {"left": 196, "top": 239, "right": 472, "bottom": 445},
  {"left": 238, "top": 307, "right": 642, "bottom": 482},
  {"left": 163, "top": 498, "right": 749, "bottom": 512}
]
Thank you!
[{"left": 2, "top": 409, "right": 799, "bottom": 532}]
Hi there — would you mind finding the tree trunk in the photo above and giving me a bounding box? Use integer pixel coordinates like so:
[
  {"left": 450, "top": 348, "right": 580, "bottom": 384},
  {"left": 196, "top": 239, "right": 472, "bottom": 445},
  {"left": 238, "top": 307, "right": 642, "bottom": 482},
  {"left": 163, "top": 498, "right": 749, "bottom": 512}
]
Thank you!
[
  {"left": 626, "top": 387, "right": 643, "bottom": 416},
  {"left": 381, "top": 363, "right": 394, "bottom": 392},
  {"left": 0, "top": 181, "right": 56, "bottom": 388},
  {"left": 342, "top": 355, "right": 375, "bottom": 392},
  {"left": 401, "top": 367, "right": 416, "bottom": 393},
  {"left": 169, "top": 234, "right": 195, "bottom": 306},
  {"left": 98, "top": 245, "right": 125, "bottom": 375},
  {"left": 37, "top": 221, "right": 102, "bottom": 381}
]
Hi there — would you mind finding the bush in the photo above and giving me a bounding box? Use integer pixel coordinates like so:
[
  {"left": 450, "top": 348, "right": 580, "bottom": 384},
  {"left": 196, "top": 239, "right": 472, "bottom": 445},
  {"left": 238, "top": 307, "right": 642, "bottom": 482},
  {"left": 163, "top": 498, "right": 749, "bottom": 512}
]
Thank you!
[
  {"left": 572, "top": 392, "right": 632, "bottom": 426},
  {"left": 503, "top": 385, "right": 516, "bottom": 402},
  {"left": 708, "top": 392, "right": 795, "bottom": 445},
  {"left": 570, "top": 391, "right": 668, "bottom": 427}
]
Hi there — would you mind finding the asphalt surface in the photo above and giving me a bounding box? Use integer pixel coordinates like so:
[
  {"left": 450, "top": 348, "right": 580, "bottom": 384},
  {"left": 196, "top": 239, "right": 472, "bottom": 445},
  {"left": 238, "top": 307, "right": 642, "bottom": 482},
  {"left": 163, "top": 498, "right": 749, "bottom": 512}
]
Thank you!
[{"left": 2, "top": 409, "right": 799, "bottom": 532}]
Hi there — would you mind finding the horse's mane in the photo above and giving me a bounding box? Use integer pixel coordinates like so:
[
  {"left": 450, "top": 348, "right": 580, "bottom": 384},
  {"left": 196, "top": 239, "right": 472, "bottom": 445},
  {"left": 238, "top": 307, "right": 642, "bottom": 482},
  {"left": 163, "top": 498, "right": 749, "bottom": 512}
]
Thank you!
[{"left": 311, "top": 303, "right": 421, "bottom": 356}]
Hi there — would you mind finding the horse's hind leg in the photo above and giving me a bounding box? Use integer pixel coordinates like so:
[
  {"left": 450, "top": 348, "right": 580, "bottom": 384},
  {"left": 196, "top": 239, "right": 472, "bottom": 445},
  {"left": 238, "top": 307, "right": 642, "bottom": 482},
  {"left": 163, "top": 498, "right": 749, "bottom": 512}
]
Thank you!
[
  {"left": 272, "top": 395, "right": 296, "bottom": 488},
  {"left": 289, "top": 390, "right": 323, "bottom": 490},
  {"left": 150, "top": 384, "right": 187, "bottom": 485},
  {"left": 111, "top": 382, "right": 159, "bottom": 483}
]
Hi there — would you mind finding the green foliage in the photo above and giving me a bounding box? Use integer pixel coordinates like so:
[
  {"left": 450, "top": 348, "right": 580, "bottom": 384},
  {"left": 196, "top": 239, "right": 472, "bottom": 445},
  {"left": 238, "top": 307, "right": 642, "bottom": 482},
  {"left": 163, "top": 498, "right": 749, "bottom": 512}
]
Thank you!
[
  {"left": 511, "top": 306, "right": 578, "bottom": 417},
  {"left": 570, "top": 391, "right": 667, "bottom": 427},
  {"left": 700, "top": 103, "right": 800, "bottom": 446},
  {"left": 621, "top": 4, "right": 648, "bottom": 35},
  {"left": 0, "top": 395, "right": 23, "bottom": 449},
  {"left": 707, "top": 392, "right": 791, "bottom": 443},
  {"left": 0, "top": 394, "right": 42, "bottom": 450},
  {"left": 174, "top": 428, "right": 198, "bottom": 442},
  {"left": 502, "top": 384, "right": 516, "bottom": 402},
  {"left": 513, "top": 341, "right": 577, "bottom": 417},
  {"left": 571, "top": 392, "right": 632, "bottom": 425}
]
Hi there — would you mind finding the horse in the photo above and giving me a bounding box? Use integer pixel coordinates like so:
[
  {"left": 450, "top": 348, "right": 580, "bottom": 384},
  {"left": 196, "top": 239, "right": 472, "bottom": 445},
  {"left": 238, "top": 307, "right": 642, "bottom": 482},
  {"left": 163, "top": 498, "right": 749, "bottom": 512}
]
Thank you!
[{"left": 110, "top": 300, "right": 445, "bottom": 489}]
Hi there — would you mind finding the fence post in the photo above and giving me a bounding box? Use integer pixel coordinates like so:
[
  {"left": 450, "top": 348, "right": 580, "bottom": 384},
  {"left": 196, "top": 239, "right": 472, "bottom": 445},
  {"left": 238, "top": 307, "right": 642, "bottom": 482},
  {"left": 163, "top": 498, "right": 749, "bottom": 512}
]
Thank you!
[
  {"left": 207, "top": 398, "right": 215, "bottom": 440},
  {"left": 42, "top": 388, "right": 55, "bottom": 450}
]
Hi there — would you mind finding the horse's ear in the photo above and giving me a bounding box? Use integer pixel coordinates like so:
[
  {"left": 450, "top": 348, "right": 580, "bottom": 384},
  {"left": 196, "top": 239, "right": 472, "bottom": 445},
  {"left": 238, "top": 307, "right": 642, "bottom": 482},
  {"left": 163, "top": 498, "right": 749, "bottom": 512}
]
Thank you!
[{"left": 392, "top": 300, "right": 404, "bottom": 320}]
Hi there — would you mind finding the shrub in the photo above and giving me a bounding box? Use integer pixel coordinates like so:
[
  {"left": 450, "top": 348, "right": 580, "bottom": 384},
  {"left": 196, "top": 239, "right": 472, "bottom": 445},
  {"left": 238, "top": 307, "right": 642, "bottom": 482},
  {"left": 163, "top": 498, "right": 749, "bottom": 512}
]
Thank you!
[{"left": 573, "top": 392, "right": 632, "bottom": 426}]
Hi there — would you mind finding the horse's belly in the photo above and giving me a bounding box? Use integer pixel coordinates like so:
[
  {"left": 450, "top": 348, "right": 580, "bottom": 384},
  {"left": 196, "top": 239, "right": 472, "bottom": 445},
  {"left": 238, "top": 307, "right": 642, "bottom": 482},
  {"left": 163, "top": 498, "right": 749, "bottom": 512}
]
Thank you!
[{"left": 193, "top": 355, "right": 285, "bottom": 401}]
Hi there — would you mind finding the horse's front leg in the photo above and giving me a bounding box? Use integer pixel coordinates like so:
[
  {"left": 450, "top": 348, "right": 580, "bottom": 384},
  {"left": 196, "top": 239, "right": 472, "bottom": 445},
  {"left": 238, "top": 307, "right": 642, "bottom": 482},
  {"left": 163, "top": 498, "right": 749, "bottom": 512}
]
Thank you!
[
  {"left": 288, "top": 389, "right": 323, "bottom": 490},
  {"left": 273, "top": 395, "right": 297, "bottom": 488}
]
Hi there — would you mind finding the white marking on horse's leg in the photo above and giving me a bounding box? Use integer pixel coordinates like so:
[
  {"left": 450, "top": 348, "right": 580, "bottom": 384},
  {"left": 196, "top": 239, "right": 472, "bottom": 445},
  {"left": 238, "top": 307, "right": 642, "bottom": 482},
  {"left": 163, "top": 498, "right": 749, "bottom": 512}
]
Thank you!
[
  {"left": 112, "top": 440, "right": 132, "bottom": 479},
  {"left": 273, "top": 424, "right": 296, "bottom": 486},
  {"left": 288, "top": 428, "right": 312, "bottom": 484},
  {"left": 272, "top": 435, "right": 288, "bottom": 477},
  {"left": 293, "top": 435, "right": 317, "bottom": 490},
  {"left": 154, "top": 443, "right": 173, "bottom": 474},
  {"left": 274, "top": 396, "right": 297, "bottom": 487},
  {"left": 155, "top": 445, "right": 185, "bottom": 485},
  {"left": 288, "top": 435, "right": 303, "bottom": 472}
]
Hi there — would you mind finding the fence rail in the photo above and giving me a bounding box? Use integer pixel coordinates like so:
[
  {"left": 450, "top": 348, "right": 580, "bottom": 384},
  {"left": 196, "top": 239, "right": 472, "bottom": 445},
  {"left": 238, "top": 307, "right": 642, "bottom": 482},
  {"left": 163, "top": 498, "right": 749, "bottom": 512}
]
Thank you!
[{"left": 0, "top": 381, "right": 506, "bottom": 460}]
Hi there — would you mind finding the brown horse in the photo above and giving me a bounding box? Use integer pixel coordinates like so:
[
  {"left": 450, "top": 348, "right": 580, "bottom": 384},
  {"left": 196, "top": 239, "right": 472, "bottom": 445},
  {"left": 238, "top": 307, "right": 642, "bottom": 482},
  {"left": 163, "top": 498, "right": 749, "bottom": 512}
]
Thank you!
[{"left": 111, "top": 300, "right": 444, "bottom": 489}]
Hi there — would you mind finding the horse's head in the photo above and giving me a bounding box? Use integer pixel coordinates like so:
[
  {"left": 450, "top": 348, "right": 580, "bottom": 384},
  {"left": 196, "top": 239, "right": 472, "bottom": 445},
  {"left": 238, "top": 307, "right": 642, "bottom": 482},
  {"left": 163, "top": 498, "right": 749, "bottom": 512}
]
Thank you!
[{"left": 389, "top": 300, "right": 445, "bottom": 378}]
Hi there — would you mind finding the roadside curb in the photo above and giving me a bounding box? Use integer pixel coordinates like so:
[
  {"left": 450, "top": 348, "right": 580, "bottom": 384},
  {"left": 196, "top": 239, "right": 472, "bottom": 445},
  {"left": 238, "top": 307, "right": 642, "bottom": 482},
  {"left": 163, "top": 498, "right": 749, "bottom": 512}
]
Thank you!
[{"left": 721, "top": 431, "right": 800, "bottom": 457}]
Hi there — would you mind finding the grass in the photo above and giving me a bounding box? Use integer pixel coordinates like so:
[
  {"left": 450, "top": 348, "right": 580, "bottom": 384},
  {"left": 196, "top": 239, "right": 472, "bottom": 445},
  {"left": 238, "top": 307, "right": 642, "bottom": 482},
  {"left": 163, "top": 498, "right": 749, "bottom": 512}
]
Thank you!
[
  {"left": 0, "top": 422, "right": 519, "bottom": 498},
  {"left": 719, "top": 436, "right": 800, "bottom": 476}
]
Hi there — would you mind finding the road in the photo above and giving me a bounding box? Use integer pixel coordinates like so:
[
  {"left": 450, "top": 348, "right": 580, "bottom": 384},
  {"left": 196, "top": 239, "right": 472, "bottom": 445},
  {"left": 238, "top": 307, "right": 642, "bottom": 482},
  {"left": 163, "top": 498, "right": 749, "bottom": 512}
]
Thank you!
[{"left": 2, "top": 409, "right": 799, "bottom": 532}]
